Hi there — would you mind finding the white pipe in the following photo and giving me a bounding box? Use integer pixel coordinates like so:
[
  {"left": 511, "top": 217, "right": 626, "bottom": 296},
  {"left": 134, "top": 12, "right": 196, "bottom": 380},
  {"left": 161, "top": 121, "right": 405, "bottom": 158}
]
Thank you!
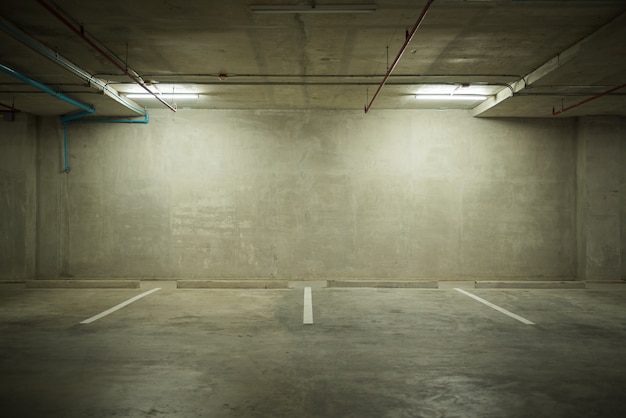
[{"left": 0, "top": 16, "right": 145, "bottom": 116}]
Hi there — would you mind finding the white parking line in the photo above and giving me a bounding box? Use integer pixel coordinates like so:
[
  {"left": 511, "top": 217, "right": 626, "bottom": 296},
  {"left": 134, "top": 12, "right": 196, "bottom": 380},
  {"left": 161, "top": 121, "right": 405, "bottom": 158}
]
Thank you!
[
  {"left": 454, "top": 288, "right": 535, "bottom": 325},
  {"left": 80, "top": 288, "right": 161, "bottom": 324},
  {"left": 303, "top": 287, "right": 313, "bottom": 324}
]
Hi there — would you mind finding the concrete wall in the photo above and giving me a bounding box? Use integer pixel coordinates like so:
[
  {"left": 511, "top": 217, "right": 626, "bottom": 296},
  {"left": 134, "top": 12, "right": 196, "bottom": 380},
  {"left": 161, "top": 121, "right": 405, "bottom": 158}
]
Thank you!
[
  {"left": 35, "top": 117, "right": 69, "bottom": 277},
  {"left": 35, "top": 109, "right": 577, "bottom": 279},
  {"left": 577, "top": 117, "right": 624, "bottom": 281},
  {"left": 0, "top": 113, "right": 37, "bottom": 279},
  {"left": 621, "top": 118, "right": 626, "bottom": 280}
]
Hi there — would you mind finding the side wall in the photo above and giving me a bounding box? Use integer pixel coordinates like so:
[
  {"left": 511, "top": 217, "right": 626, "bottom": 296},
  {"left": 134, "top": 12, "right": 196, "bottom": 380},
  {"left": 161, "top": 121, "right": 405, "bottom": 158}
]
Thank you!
[
  {"left": 35, "top": 109, "right": 577, "bottom": 279},
  {"left": 0, "top": 113, "right": 37, "bottom": 279},
  {"left": 577, "top": 117, "right": 625, "bottom": 281},
  {"left": 622, "top": 118, "right": 626, "bottom": 280}
]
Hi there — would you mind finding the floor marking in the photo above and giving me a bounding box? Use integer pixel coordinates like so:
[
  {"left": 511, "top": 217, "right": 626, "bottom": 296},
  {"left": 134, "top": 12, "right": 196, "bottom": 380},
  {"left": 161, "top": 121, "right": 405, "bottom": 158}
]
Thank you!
[
  {"left": 80, "top": 288, "right": 161, "bottom": 324},
  {"left": 303, "top": 287, "right": 313, "bottom": 325},
  {"left": 454, "top": 288, "right": 535, "bottom": 325}
]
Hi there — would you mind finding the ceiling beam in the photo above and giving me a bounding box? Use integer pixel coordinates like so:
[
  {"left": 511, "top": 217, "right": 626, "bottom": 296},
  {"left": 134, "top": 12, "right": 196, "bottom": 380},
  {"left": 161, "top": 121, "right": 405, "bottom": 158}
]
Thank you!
[{"left": 472, "top": 11, "right": 626, "bottom": 117}]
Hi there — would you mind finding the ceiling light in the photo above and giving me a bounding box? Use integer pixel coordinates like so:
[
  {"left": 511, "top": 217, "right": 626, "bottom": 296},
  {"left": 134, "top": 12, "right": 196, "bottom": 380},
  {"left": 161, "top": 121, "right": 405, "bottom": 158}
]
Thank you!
[
  {"left": 126, "top": 93, "right": 199, "bottom": 99},
  {"left": 415, "top": 94, "right": 487, "bottom": 101},
  {"left": 251, "top": 4, "right": 376, "bottom": 13}
]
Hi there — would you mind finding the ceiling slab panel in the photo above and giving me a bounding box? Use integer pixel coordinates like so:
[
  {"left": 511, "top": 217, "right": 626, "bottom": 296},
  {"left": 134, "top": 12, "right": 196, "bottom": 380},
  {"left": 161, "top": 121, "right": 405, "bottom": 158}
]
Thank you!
[{"left": 0, "top": 0, "right": 624, "bottom": 118}]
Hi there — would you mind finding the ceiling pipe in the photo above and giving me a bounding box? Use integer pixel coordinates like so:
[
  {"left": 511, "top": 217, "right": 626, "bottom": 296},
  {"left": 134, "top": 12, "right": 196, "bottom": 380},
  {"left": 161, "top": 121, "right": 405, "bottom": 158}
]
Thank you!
[
  {"left": 62, "top": 113, "right": 149, "bottom": 173},
  {"left": 36, "top": 0, "right": 176, "bottom": 112},
  {"left": 110, "top": 72, "right": 523, "bottom": 79},
  {"left": 0, "top": 102, "right": 20, "bottom": 112},
  {"left": 0, "top": 62, "right": 96, "bottom": 172},
  {"left": 364, "top": 0, "right": 435, "bottom": 113},
  {"left": 0, "top": 16, "right": 146, "bottom": 117},
  {"left": 103, "top": 81, "right": 514, "bottom": 88},
  {"left": 1, "top": 101, "right": 20, "bottom": 121},
  {"left": 552, "top": 83, "right": 626, "bottom": 115},
  {"left": 0, "top": 62, "right": 146, "bottom": 173},
  {"left": 0, "top": 63, "right": 95, "bottom": 116}
]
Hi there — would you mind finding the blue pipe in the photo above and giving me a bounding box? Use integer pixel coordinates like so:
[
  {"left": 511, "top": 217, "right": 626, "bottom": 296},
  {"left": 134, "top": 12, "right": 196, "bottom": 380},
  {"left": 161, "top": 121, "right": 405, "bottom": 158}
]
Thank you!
[
  {"left": 1, "top": 62, "right": 96, "bottom": 172},
  {"left": 0, "top": 63, "right": 95, "bottom": 114},
  {"left": 61, "top": 109, "right": 96, "bottom": 123},
  {"left": 1, "top": 62, "right": 150, "bottom": 173},
  {"left": 65, "top": 113, "right": 150, "bottom": 125},
  {"left": 0, "top": 16, "right": 146, "bottom": 116},
  {"left": 61, "top": 114, "right": 149, "bottom": 173},
  {"left": 62, "top": 125, "right": 70, "bottom": 172}
]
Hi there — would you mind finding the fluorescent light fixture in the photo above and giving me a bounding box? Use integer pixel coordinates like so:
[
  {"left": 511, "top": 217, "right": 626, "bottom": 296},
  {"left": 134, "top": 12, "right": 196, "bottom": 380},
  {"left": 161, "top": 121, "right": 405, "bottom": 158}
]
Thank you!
[
  {"left": 251, "top": 4, "right": 376, "bottom": 13},
  {"left": 126, "top": 93, "right": 199, "bottom": 99},
  {"left": 415, "top": 94, "right": 487, "bottom": 101}
]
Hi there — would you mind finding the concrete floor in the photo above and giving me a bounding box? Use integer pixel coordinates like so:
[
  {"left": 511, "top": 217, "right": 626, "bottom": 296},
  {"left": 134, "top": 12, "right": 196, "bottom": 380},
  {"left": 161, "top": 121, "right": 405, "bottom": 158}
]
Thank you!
[{"left": 1, "top": 281, "right": 626, "bottom": 418}]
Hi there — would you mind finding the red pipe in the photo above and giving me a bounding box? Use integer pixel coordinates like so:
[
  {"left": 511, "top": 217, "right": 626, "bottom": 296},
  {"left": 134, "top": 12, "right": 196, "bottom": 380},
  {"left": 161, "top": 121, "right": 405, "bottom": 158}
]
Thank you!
[
  {"left": 0, "top": 102, "right": 20, "bottom": 112},
  {"left": 37, "top": 0, "right": 176, "bottom": 112},
  {"left": 552, "top": 83, "right": 626, "bottom": 115},
  {"left": 364, "top": 0, "right": 435, "bottom": 113}
]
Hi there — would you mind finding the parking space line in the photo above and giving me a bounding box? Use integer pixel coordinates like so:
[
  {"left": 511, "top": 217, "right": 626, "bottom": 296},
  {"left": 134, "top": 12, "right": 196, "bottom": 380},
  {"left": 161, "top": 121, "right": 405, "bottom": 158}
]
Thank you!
[
  {"left": 80, "top": 288, "right": 161, "bottom": 324},
  {"left": 454, "top": 288, "right": 535, "bottom": 325},
  {"left": 303, "top": 287, "right": 313, "bottom": 324}
]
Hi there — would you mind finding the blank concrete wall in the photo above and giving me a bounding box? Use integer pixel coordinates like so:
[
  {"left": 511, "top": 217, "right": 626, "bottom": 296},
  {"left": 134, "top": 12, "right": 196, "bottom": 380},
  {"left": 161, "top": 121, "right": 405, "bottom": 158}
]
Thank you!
[
  {"left": 36, "top": 109, "right": 577, "bottom": 279},
  {"left": 577, "top": 117, "right": 624, "bottom": 281},
  {"left": 622, "top": 118, "right": 626, "bottom": 279},
  {"left": 35, "top": 117, "right": 68, "bottom": 277},
  {"left": 0, "top": 113, "right": 37, "bottom": 279}
]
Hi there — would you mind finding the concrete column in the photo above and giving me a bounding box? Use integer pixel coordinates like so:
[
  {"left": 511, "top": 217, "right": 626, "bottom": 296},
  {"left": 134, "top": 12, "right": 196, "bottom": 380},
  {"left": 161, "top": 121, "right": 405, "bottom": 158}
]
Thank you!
[{"left": 576, "top": 117, "right": 623, "bottom": 281}]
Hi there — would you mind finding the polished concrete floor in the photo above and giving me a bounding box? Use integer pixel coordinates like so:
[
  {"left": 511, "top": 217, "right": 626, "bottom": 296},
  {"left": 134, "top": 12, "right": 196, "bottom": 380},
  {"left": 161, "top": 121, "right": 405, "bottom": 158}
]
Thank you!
[{"left": 1, "top": 281, "right": 626, "bottom": 418}]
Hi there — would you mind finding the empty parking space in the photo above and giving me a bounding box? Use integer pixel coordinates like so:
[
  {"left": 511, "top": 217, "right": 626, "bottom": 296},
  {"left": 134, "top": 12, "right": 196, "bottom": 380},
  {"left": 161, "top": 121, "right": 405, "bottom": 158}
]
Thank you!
[
  {"left": 0, "top": 286, "right": 160, "bottom": 329},
  {"left": 1, "top": 284, "right": 626, "bottom": 417}
]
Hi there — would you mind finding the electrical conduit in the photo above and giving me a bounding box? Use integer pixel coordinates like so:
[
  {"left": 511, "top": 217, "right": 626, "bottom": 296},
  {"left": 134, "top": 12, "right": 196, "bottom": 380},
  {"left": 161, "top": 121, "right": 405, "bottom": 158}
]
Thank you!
[
  {"left": 0, "top": 16, "right": 145, "bottom": 117},
  {"left": 0, "top": 63, "right": 147, "bottom": 172},
  {"left": 364, "top": 0, "right": 435, "bottom": 113},
  {"left": 0, "top": 63, "right": 95, "bottom": 117},
  {"left": 552, "top": 83, "right": 626, "bottom": 115},
  {"left": 36, "top": 0, "right": 177, "bottom": 113},
  {"left": 61, "top": 113, "right": 150, "bottom": 173}
]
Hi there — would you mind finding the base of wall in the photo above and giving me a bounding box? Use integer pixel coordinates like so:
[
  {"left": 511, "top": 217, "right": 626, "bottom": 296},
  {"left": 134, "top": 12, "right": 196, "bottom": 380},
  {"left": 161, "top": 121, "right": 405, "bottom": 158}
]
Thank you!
[
  {"left": 10, "top": 277, "right": 621, "bottom": 290},
  {"left": 328, "top": 279, "right": 439, "bottom": 288},
  {"left": 177, "top": 279, "right": 289, "bottom": 289},
  {"left": 475, "top": 281, "right": 586, "bottom": 289},
  {"left": 25, "top": 280, "right": 140, "bottom": 289}
]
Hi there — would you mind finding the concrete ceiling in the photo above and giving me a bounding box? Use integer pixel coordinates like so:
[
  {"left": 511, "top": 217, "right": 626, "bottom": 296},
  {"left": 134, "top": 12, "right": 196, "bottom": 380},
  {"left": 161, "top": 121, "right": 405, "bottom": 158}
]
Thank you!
[{"left": 1, "top": 0, "right": 625, "bottom": 119}]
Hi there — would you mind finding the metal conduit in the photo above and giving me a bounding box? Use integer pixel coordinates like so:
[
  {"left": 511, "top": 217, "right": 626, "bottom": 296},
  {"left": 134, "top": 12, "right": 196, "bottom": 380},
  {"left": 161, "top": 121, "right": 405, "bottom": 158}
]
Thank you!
[
  {"left": 364, "top": 0, "right": 435, "bottom": 113},
  {"left": 0, "top": 16, "right": 146, "bottom": 117},
  {"left": 64, "top": 113, "right": 150, "bottom": 125},
  {"left": 0, "top": 63, "right": 95, "bottom": 116},
  {"left": 1, "top": 62, "right": 147, "bottom": 172},
  {"left": 0, "top": 62, "right": 97, "bottom": 172},
  {"left": 61, "top": 113, "right": 149, "bottom": 173},
  {"left": 552, "top": 83, "right": 626, "bottom": 115},
  {"left": 36, "top": 0, "right": 176, "bottom": 112},
  {"left": 1, "top": 102, "right": 20, "bottom": 112}
]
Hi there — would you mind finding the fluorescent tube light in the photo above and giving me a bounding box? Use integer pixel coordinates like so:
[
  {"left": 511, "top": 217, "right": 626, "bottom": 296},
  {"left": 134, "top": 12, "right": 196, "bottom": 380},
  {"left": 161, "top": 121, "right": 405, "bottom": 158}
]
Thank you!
[
  {"left": 251, "top": 4, "right": 376, "bottom": 13},
  {"left": 126, "top": 93, "right": 199, "bottom": 99},
  {"left": 415, "top": 94, "right": 487, "bottom": 101}
]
